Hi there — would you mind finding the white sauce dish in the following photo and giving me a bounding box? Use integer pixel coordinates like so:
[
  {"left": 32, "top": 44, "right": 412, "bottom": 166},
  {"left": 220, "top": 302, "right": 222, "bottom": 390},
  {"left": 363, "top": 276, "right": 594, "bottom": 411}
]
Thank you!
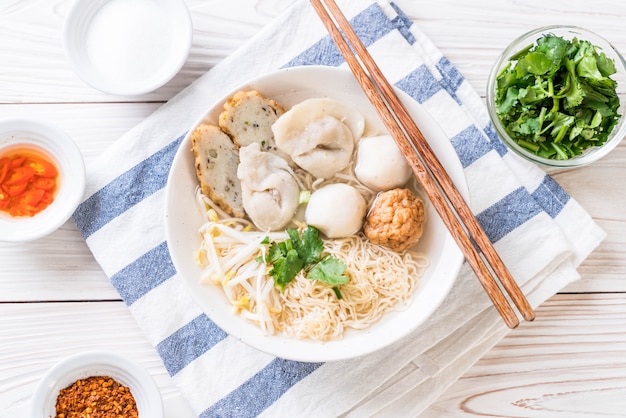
[{"left": 63, "top": 0, "right": 193, "bottom": 96}]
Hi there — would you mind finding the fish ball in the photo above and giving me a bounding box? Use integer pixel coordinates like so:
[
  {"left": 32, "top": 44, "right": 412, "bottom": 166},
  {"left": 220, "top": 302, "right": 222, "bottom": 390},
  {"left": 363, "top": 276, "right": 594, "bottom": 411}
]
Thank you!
[
  {"left": 355, "top": 135, "right": 412, "bottom": 191},
  {"left": 305, "top": 183, "right": 366, "bottom": 238}
]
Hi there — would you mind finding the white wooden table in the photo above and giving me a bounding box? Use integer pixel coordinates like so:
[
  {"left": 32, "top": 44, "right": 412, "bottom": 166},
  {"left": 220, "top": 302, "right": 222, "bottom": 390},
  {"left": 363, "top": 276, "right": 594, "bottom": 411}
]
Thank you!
[{"left": 2, "top": 1, "right": 625, "bottom": 416}]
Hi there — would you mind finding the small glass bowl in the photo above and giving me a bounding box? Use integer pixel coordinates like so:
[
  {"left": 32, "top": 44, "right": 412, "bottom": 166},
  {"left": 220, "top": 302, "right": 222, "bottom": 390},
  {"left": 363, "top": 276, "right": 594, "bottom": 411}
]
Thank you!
[
  {"left": 31, "top": 351, "right": 163, "bottom": 418},
  {"left": 0, "top": 118, "right": 85, "bottom": 242},
  {"left": 486, "top": 26, "right": 626, "bottom": 168}
]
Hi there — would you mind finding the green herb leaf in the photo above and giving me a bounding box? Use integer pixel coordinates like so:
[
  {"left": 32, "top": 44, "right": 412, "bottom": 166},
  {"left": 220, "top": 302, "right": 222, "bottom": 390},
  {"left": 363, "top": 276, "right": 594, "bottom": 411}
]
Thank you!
[
  {"left": 494, "top": 34, "right": 621, "bottom": 160},
  {"left": 269, "top": 248, "right": 304, "bottom": 291},
  {"left": 259, "top": 226, "right": 347, "bottom": 296},
  {"left": 517, "top": 51, "right": 553, "bottom": 76},
  {"left": 308, "top": 256, "right": 348, "bottom": 286},
  {"left": 300, "top": 226, "right": 324, "bottom": 265}
]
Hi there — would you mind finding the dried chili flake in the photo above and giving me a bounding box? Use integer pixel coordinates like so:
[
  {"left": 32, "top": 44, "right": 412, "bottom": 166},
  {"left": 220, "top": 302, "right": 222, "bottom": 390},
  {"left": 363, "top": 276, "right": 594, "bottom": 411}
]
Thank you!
[{"left": 54, "top": 375, "right": 138, "bottom": 418}]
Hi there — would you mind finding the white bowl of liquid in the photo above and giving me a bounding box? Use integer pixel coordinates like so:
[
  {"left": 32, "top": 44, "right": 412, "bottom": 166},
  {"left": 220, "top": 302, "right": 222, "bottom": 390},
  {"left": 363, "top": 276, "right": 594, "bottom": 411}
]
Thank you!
[{"left": 63, "top": 0, "right": 193, "bottom": 96}]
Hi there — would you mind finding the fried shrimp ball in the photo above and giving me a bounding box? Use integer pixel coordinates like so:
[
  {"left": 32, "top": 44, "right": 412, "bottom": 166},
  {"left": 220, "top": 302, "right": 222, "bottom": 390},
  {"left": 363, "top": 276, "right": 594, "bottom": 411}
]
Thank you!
[{"left": 364, "top": 188, "right": 426, "bottom": 252}]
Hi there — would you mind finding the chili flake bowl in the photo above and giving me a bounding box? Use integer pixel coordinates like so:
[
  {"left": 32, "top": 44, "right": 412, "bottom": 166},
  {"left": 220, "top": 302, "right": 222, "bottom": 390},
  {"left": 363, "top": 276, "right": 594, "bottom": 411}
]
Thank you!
[
  {"left": 0, "top": 118, "right": 85, "bottom": 242},
  {"left": 486, "top": 26, "right": 626, "bottom": 168},
  {"left": 31, "top": 351, "right": 163, "bottom": 418}
]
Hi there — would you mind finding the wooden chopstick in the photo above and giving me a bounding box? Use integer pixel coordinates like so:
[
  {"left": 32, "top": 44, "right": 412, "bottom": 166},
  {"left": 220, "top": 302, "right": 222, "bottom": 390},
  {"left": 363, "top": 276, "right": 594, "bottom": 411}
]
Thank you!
[{"left": 310, "top": 0, "right": 535, "bottom": 328}]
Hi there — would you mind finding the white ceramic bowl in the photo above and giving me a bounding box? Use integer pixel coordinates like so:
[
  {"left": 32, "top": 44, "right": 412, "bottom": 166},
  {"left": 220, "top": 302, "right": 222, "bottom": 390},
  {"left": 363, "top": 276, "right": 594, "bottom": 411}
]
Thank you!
[
  {"left": 164, "top": 66, "right": 468, "bottom": 362},
  {"left": 63, "top": 0, "right": 193, "bottom": 95},
  {"left": 0, "top": 118, "right": 85, "bottom": 242},
  {"left": 487, "top": 26, "right": 626, "bottom": 167},
  {"left": 31, "top": 351, "right": 163, "bottom": 418}
]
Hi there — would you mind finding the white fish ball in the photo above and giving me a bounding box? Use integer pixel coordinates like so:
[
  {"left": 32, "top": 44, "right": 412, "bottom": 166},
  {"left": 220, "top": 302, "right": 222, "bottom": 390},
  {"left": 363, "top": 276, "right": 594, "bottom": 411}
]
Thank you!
[
  {"left": 305, "top": 183, "right": 366, "bottom": 238},
  {"left": 355, "top": 135, "right": 412, "bottom": 191}
]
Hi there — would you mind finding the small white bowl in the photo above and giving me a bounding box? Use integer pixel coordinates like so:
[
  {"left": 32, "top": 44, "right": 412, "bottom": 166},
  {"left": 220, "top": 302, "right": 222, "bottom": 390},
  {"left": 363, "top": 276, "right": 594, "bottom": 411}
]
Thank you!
[
  {"left": 63, "top": 0, "right": 193, "bottom": 96},
  {"left": 31, "top": 351, "right": 163, "bottom": 418},
  {"left": 0, "top": 118, "right": 85, "bottom": 242}
]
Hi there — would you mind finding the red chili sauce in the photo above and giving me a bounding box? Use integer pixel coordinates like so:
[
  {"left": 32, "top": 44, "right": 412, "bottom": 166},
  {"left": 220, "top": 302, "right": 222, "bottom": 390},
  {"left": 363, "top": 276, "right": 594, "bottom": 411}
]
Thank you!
[{"left": 0, "top": 147, "right": 59, "bottom": 217}]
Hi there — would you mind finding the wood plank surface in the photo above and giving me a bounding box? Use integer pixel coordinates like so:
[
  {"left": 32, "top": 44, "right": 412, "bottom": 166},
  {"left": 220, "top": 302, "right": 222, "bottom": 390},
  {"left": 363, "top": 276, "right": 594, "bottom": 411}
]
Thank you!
[
  {"left": 0, "top": 0, "right": 625, "bottom": 417},
  {"left": 427, "top": 294, "right": 626, "bottom": 417},
  {"left": 0, "top": 301, "right": 194, "bottom": 418}
]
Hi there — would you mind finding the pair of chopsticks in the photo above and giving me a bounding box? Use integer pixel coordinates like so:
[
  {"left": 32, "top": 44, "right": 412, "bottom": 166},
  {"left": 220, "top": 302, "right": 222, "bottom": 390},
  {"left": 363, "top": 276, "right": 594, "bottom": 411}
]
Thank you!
[{"left": 310, "top": 0, "right": 535, "bottom": 328}]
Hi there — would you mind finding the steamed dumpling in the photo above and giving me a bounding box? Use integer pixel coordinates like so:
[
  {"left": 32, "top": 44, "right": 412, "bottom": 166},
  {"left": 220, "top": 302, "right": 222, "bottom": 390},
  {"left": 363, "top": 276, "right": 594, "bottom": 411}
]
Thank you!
[
  {"left": 305, "top": 183, "right": 366, "bottom": 238},
  {"left": 272, "top": 98, "right": 365, "bottom": 179},
  {"left": 355, "top": 135, "right": 412, "bottom": 191},
  {"left": 237, "top": 143, "right": 299, "bottom": 231}
]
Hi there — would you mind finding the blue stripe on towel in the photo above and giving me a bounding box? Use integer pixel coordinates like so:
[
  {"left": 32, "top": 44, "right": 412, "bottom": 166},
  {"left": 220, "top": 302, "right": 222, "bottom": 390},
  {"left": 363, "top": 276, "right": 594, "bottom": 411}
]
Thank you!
[
  {"left": 477, "top": 122, "right": 569, "bottom": 219},
  {"left": 483, "top": 122, "right": 510, "bottom": 157},
  {"left": 285, "top": 3, "right": 396, "bottom": 68},
  {"left": 476, "top": 187, "right": 542, "bottom": 243},
  {"left": 111, "top": 241, "right": 176, "bottom": 305},
  {"left": 157, "top": 314, "right": 228, "bottom": 376},
  {"left": 449, "top": 125, "right": 493, "bottom": 168},
  {"left": 389, "top": 2, "right": 415, "bottom": 44},
  {"left": 395, "top": 65, "right": 442, "bottom": 104},
  {"left": 73, "top": 135, "right": 185, "bottom": 239},
  {"left": 436, "top": 57, "right": 463, "bottom": 104},
  {"left": 200, "top": 358, "right": 323, "bottom": 418},
  {"left": 531, "top": 175, "right": 570, "bottom": 218}
]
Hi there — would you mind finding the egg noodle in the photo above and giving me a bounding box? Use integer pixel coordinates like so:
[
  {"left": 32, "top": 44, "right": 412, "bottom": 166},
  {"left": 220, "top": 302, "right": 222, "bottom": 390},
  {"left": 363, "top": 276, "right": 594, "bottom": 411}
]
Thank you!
[{"left": 195, "top": 160, "right": 429, "bottom": 341}]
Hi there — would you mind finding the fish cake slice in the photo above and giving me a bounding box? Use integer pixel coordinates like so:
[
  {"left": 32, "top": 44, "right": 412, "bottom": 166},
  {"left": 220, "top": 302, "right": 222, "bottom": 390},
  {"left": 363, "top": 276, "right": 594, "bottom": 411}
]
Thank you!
[
  {"left": 191, "top": 123, "right": 244, "bottom": 218},
  {"left": 219, "top": 90, "right": 286, "bottom": 156}
]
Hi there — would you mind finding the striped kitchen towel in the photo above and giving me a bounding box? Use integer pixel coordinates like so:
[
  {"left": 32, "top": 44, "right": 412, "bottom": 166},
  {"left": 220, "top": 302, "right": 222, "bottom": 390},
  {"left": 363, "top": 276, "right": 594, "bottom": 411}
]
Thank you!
[{"left": 72, "top": 0, "right": 605, "bottom": 416}]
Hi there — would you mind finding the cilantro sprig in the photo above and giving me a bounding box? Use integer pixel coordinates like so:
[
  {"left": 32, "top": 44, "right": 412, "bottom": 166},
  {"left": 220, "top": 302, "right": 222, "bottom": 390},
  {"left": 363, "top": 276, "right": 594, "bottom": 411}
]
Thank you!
[
  {"left": 494, "top": 33, "right": 621, "bottom": 160},
  {"left": 258, "top": 226, "right": 348, "bottom": 297}
]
